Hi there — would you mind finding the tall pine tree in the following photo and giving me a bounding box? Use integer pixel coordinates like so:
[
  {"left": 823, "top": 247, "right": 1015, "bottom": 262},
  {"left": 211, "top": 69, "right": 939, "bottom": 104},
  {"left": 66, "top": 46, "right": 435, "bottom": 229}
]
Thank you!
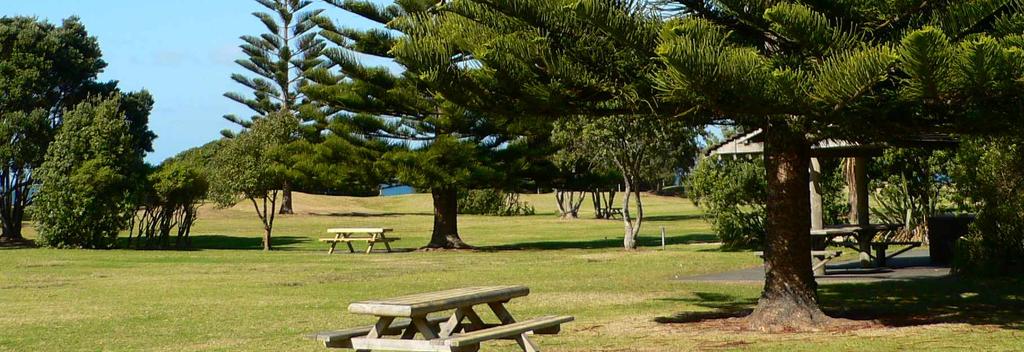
[
  {"left": 306, "top": 0, "right": 546, "bottom": 249},
  {"left": 382, "top": 0, "right": 1024, "bottom": 330},
  {"left": 225, "top": 0, "right": 327, "bottom": 214}
]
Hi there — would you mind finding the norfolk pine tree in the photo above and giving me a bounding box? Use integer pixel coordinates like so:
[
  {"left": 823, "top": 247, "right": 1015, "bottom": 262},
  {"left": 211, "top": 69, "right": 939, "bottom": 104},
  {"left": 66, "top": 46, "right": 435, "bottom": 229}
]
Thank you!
[
  {"left": 382, "top": 0, "right": 1024, "bottom": 330},
  {"left": 225, "top": 0, "right": 328, "bottom": 214},
  {"left": 307, "top": 0, "right": 546, "bottom": 249}
]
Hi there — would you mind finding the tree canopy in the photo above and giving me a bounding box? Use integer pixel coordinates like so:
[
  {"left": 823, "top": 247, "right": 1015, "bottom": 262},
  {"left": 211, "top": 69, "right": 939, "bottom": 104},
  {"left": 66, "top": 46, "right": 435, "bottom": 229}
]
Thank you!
[
  {"left": 379, "top": 0, "right": 1024, "bottom": 330},
  {"left": 33, "top": 96, "right": 153, "bottom": 249},
  {"left": 0, "top": 16, "right": 109, "bottom": 241}
]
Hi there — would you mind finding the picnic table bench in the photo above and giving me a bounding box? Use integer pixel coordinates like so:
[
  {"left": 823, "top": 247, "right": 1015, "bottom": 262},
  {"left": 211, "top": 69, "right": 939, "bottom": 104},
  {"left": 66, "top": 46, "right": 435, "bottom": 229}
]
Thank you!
[
  {"left": 311, "top": 286, "right": 573, "bottom": 352},
  {"left": 320, "top": 228, "right": 398, "bottom": 254},
  {"left": 811, "top": 224, "right": 919, "bottom": 267},
  {"left": 598, "top": 207, "right": 623, "bottom": 219},
  {"left": 756, "top": 250, "right": 842, "bottom": 276},
  {"left": 871, "top": 241, "right": 923, "bottom": 267}
]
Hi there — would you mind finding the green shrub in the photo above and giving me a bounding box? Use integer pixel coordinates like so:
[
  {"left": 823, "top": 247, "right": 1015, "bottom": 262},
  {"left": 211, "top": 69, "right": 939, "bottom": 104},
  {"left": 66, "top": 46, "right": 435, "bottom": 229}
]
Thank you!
[
  {"left": 34, "top": 97, "right": 143, "bottom": 248},
  {"left": 458, "top": 189, "right": 535, "bottom": 216},
  {"left": 950, "top": 138, "right": 1024, "bottom": 275},
  {"left": 687, "top": 157, "right": 767, "bottom": 249},
  {"left": 128, "top": 161, "right": 209, "bottom": 249}
]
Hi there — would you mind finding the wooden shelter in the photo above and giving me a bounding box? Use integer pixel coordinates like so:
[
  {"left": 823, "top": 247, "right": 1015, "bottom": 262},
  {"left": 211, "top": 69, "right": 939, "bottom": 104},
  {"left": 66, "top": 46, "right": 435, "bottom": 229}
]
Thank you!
[{"left": 707, "top": 129, "right": 957, "bottom": 230}]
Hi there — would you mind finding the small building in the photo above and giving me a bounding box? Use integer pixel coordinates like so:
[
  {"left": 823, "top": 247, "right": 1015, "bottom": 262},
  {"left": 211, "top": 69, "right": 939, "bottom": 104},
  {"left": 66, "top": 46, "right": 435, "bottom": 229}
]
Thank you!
[{"left": 706, "top": 129, "right": 956, "bottom": 229}]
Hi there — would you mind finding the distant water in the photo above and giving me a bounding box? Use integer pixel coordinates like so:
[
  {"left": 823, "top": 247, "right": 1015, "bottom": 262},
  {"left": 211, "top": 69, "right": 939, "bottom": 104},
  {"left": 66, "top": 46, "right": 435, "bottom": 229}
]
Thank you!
[{"left": 379, "top": 185, "right": 415, "bottom": 197}]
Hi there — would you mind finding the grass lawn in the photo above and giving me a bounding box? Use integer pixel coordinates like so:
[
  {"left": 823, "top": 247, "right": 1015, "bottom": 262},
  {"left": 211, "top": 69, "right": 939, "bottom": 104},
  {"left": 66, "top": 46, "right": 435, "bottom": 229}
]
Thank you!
[{"left": 1, "top": 193, "right": 1022, "bottom": 351}]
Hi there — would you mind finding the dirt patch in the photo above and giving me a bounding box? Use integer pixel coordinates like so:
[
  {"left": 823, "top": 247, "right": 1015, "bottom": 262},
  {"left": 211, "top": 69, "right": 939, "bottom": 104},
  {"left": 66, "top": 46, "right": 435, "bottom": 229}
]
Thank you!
[
  {"left": 415, "top": 247, "right": 478, "bottom": 253},
  {"left": 673, "top": 315, "right": 880, "bottom": 333}
]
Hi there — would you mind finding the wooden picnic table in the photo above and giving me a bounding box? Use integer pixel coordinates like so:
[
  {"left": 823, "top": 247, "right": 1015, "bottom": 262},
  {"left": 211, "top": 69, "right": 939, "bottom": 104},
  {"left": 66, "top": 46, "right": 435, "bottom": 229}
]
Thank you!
[
  {"left": 320, "top": 228, "right": 398, "bottom": 254},
  {"left": 810, "top": 223, "right": 918, "bottom": 267},
  {"left": 313, "top": 286, "right": 573, "bottom": 352}
]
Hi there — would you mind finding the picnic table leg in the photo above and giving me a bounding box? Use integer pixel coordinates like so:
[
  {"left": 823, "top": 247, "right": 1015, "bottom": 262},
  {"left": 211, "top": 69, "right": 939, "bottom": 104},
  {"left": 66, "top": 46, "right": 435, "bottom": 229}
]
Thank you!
[
  {"left": 811, "top": 255, "right": 826, "bottom": 276},
  {"left": 344, "top": 233, "right": 356, "bottom": 253},
  {"left": 857, "top": 231, "right": 874, "bottom": 268},
  {"left": 439, "top": 308, "right": 467, "bottom": 337},
  {"left": 411, "top": 316, "right": 439, "bottom": 340},
  {"left": 328, "top": 233, "right": 341, "bottom": 255},
  {"left": 355, "top": 316, "right": 395, "bottom": 352},
  {"left": 366, "top": 233, "right": 377, "bottom": 254},
  {"left": 488, "top": 302, "right": 540, "bottom": 352},
  {"left": 382, "top": 233, "right": 393, "bottom": 253},
  {"left": 460, "top": 307, "right": 486, "bottom": 331},
  {"left": 875, "top": 244, "right": 887, "bottom": 267}
]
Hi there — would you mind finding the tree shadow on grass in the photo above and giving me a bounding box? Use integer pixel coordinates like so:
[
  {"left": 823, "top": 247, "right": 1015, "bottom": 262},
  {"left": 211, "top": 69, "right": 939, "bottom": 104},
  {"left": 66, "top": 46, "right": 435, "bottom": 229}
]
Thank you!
[
  {"left": 481, "top": 233, "right": 719, "bottom": 251},
  {"left": 0, "top": 238, "right": 38, "bottom": 250},
  {"left": 644, "top": 214, "right": 705, "bottom": 222},
  {"left": 655, "top": 276, "right": 1024, "bottom": 329},
  {"left": 654, "top": 292, "right": 756, "bottom": 323},
  {"left": 819, "top": 276, "right": 1024, "bottom": 329},
  {"left": 115, "top": 235, "right": 310, "bottom": 251},
  {"left": 308, "top": 212, "right": 432, "bottom": 217}
]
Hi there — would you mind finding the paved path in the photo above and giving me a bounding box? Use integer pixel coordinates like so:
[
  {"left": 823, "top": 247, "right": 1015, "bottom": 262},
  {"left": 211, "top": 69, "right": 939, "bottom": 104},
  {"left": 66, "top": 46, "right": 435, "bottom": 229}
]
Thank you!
[{"left": 678, "top": 249, "right": 950, "bottom": 284}]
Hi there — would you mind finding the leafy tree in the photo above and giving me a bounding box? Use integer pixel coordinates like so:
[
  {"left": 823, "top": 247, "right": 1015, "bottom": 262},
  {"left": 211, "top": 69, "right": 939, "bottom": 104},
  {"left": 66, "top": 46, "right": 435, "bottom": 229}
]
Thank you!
[
  {"left": 0, "top": 16, "right": 107, "bottom": 241},
  {"left": 553, "top": 115, "right": 700, "bottom": 249},
  {"left": 128, "top": 151, "right": 212, "bottom": 250},
  {"left": 210, "top": 113, "right": 298, "bottom": 251},
  {"left": 33, "top": 96, "right": 151, "bottom": 248},
  {"left": 388, "top": 0, "right": 1024, "bottom": 330},
  {"left": 651, "top": 0, "right": 1024, "bottom": 330},
  {"left": 689, "top": 156, "right": 767, "bottom": 249},
  {"left": 951, "top": 137, "right": 1024, "bottom": 275},
  {"left": 307, "top": 0, "right": 547, "bottom": 249},
  {"left": 457, "top": 189, "right": 535, "bottom": 216},
  {"left": 224, "top": 0, "right": 327, "bottom": 214}
]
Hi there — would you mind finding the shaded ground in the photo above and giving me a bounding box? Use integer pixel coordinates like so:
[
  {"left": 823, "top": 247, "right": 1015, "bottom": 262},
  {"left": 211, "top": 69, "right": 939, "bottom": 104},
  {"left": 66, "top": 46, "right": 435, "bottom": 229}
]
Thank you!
[
  {"left": 677, "top": 249, "right": 949, "bottom": 283},
  {"left": 657, "top": 275, "right": 1024, "bottom": 333},
  {"left": 664, "top": 249, "right": 1024, "bottom": 336}
]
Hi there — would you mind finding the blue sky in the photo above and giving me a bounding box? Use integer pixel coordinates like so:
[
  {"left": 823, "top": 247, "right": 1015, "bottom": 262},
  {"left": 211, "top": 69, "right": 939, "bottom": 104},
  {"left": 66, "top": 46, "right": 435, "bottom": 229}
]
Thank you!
[{"left": 1, "top": 0, "right": 393, "bottom": 164}]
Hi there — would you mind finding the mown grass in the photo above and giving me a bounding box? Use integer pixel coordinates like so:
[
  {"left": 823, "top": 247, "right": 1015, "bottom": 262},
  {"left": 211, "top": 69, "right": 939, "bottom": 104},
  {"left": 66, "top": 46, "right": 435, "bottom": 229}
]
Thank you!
[{"left": 1, "top": 193, "right": 1021, "bottom": 351}]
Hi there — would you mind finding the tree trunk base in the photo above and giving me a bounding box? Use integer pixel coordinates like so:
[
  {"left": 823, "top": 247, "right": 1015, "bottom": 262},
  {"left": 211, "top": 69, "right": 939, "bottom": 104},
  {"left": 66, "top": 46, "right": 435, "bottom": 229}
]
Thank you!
[
  {"left": 421, "top": 235, "right": 475, "bottom": 250},
  {"left": 744, "top": 294, "right": 835, "bottom": 332},
  {"left": 559, "top": 213, "right": 579, "bottom": 220}
]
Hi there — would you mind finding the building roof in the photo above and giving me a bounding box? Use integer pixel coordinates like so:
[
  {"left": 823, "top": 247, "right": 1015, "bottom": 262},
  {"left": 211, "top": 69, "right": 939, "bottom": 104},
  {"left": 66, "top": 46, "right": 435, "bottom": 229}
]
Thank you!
[{"left": 707, "top": 129, "right": 958, "bottom": 157}]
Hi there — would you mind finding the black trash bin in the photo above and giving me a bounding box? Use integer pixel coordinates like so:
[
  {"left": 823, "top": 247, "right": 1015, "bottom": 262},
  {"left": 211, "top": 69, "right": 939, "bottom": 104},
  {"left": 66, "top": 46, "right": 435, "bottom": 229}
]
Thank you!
[{"left": 926, "top": 214, "right": 975, "bottom": 265}]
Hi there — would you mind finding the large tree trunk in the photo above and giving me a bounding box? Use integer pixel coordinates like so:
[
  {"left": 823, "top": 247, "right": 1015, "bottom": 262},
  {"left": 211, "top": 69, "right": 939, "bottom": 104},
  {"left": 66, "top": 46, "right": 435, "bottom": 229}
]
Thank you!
[
  {"left": 0, "top": 210, "right": 24, "bottom": 241},
  {"left": 278, "top": 183, "right": 294, "bottom": 215},
  {"left": 745, "top": 125, "right": 832, "bottom": 331},
  {"left": 0, "top": 179, "right": 28, "bottom": 241},
  {"left": 426, "top": 187, "right": 472, "bottom": 249}
]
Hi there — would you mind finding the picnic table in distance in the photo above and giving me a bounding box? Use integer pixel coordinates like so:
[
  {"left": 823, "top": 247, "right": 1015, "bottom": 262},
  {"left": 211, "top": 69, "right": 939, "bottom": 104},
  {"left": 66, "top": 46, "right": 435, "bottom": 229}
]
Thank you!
[
  {"left": 811, "top": 223, "right": 920, "bottom": 267},
  {"left": 312, "top": 286, "right": 573, "bottom": 352},
  {"left": 320, "top": 228, "right": 399, "bottom": 254}
]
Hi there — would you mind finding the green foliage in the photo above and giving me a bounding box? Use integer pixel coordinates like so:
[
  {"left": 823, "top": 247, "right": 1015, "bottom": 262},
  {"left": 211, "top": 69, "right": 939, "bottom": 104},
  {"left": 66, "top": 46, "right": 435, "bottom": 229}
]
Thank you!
[
  {"left": 950, "top": 137, "right": 1024, "bottom": 275},
  {"left": 129, "top": 158, "right": 210, "bottom": 249},
  {"left": 458, "top": 189, "right": 535, "bottom": 216},
  {"left": 210, "top": 113, "right": 297, "bottom": 208},
  {"left": 0, "top": 16, "right": 107, "bottom": 239},
  {"left": 380, "top": 136, "right": 490, "bottom": 191},
  {"left": 209, "top": 113, "right": 298, "bottom": 250},
  {"left": 224, "top": 0, "right": 326, "bottom": 129},
  {"left": 33, "top": 97, "right": 145, "bottom": 248},
  {"left": 552, "top": 115, "right": 700, "bottom": 186},
  {"left": 870, "top": 149, "right": 959, "bottom": 240},
  {"left": 688, "top": 157, "right": 767, "bottom": 249}
]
